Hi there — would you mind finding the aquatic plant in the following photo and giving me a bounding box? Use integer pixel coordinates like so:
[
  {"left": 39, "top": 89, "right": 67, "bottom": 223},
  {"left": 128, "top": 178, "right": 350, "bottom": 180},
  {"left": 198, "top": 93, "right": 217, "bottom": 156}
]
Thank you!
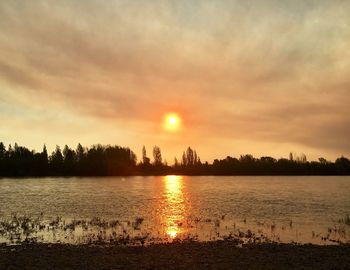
[
  {"left": 0, "top": 213, "right": 349, "bottom": 246},
  {"left": 339, "top": 214, "right": 350, "bottom": 226},
  {"left": 132, "top": 217, "right": 144, "bottom": 230}
]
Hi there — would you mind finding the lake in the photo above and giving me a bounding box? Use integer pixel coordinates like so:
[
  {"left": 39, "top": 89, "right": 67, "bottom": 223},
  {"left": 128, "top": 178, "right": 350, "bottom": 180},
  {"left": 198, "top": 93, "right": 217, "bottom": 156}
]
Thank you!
[{"left": 0, "top": 176, "right": 349, "bottom": 245}]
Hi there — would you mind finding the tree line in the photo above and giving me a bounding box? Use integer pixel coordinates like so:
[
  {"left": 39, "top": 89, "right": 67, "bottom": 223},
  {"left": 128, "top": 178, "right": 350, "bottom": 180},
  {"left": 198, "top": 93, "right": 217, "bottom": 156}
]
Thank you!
[{"left": 0, "top": 142, "right": 349, "bottom": 176}]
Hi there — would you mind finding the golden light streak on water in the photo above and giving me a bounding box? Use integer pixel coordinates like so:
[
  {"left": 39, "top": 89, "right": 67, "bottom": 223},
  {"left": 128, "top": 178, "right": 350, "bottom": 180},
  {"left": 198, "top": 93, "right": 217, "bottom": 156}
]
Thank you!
[{"left": 163, "top": 175, "right": 186, "bottom": 238}]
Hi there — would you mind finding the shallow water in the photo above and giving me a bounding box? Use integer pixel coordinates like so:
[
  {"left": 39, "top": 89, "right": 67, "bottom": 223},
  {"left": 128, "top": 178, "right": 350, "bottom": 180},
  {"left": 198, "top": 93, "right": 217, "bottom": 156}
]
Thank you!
[{"left": 0, "top": 176, "right": 349, "bottom": 245}]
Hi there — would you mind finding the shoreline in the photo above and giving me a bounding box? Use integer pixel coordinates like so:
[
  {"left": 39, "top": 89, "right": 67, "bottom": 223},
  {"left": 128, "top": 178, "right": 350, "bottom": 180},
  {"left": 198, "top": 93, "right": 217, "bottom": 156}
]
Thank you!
[{"left": 1, "top": 241, "right": 350, "bottom": 269}]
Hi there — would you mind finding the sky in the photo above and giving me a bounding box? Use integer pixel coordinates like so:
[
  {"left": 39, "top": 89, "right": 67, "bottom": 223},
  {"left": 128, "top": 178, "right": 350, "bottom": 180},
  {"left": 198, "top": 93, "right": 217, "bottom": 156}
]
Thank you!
[{"left": 0, "top": 0, "right": 349, "bottom": 163}]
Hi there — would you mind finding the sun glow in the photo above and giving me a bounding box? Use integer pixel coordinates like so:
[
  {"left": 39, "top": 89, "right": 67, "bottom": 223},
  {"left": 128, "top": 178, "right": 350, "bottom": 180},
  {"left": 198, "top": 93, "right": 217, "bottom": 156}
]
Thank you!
[{"left": 164, "top": 113, "right": 181, "bottom": 131}]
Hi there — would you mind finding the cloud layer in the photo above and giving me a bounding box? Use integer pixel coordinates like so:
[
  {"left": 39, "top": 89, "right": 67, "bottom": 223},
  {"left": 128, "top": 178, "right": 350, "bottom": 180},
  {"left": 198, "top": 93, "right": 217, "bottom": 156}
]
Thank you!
[{"left": 1, "top": 0, "right": 349, "bottom": 161}]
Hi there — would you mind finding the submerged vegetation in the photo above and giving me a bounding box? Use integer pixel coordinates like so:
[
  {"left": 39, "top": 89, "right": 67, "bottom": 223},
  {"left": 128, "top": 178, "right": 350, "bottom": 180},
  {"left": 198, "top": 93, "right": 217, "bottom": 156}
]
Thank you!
[
  {"left": 1, "top": 213, "right": 349, "bottom": 246},
  {"left": 0, "top": 142, "right": 350, "bottom": 176},
  {"left": 339, "top": 215, "right": 350, "bottom": 226}
]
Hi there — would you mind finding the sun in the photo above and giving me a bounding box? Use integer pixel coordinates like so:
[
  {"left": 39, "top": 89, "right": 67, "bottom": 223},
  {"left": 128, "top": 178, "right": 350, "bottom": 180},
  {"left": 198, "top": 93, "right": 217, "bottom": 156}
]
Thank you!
[{"left": 164, "top": 113, "right": 181, "bottom": 131}]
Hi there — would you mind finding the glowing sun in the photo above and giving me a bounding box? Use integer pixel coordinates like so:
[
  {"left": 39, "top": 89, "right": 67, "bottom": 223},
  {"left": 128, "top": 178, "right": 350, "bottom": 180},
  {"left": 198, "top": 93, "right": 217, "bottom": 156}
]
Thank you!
[{"left": 164, "top": 113, "right": 181, "bottom": 131}]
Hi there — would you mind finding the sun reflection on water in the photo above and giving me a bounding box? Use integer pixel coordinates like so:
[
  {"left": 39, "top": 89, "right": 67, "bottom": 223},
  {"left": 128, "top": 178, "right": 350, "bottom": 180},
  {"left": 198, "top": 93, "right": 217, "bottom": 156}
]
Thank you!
[{"left": 163, "top": 175, "right": 187, "bottom": 239}]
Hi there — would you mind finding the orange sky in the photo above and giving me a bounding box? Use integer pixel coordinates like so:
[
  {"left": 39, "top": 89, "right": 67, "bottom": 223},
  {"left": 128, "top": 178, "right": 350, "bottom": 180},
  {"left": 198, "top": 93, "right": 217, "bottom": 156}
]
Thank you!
[{"left": 0, "top": 0, "right": 350, "bottom": 163}]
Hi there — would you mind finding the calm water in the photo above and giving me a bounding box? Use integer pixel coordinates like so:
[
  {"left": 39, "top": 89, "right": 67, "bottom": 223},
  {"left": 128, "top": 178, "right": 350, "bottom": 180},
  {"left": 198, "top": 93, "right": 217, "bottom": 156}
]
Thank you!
[{"left": 0, "top": 176, "right": 349, "bottom": 245}]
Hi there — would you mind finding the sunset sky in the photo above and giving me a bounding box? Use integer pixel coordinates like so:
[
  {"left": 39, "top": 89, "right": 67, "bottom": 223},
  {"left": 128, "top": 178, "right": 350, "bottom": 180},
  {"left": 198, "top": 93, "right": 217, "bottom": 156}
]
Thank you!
[{"left": 1, "top": 0, "right": 349, "bottom": 163}]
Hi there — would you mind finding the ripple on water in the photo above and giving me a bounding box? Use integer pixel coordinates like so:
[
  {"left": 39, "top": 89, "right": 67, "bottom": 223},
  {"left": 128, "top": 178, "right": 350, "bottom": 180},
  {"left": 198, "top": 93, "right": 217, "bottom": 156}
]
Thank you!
[{"left": 0, "top": 176, "right": 349, "bottom": 245}]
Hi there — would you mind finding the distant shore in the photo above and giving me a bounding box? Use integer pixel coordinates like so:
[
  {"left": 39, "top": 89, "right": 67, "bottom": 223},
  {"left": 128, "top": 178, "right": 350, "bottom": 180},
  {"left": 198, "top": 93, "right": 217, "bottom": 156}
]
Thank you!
[{"left": 1, "top": 241, "right": 350, "bottom": 269}]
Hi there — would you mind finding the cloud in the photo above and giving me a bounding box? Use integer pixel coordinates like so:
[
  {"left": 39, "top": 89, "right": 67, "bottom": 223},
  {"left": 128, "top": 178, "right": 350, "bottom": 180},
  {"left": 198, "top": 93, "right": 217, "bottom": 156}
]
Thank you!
[{"left": 0, "top": 0, "right": 349, "bottom": 160}]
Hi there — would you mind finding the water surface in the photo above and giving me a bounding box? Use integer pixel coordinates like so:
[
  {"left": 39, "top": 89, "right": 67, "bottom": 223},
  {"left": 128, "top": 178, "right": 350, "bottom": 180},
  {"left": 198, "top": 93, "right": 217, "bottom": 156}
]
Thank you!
[{"left": 0, "top": 176, "right": 349, "bottom": 245}]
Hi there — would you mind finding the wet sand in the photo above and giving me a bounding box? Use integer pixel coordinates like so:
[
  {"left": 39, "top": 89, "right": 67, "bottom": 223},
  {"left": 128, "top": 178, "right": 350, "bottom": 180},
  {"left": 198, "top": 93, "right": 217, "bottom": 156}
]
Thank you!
[{"left": 1, "top": 241, "right": 349, "bottom": 269}]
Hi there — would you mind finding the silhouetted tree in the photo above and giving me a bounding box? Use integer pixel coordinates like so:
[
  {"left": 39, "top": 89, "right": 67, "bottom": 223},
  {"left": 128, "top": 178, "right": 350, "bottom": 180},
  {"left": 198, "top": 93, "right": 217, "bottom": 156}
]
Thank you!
[
  {"left": 178, "top": 147, "right": 202, "bottom": 174},
  {"left": 174, "top": 157, "right": 179, "bottom": 167},
  {"left": 335, "top": 156, "right": 350, "bottom": 174},
  {"left": 36, "top": 144, "right": 49, "bottom": 175},
  {"left": 0, "top": 142, "right": 349, "bottom": 176},
  {"left": 7, "top": 144, "right": 13, "bottom": 158},
  {"left": 142, "top": 145, "right": 150, "bottom": 165},
  {"left": 318, "top": 157, "right": 328, "bottom": 164},
  {"left": 186, "top": 147, "right": 194, "bottom": 166},
  {"left": 50, "top": 146, "right": 63, "bottom": 174},
  {"left": 42, "top": 145, "right": 48, "bottom": 162},
  {"left": 152, "top": 146, "right": 162, "bottom": 166},
  {"left": 194, "top": 150, "right": 198, "bottom": 165},
  {"left": 300, "top": 153, "right": 307, "bottom": 163},
  {"left": 76, "top": 143, "right": 85, "bottom": 162},
  {"left": 0, "top": 142, "right": 5, "bottom": 160},
  {"left": 63, "top": 145, "right": 76, "bottom": 162},
  {"left": 289, "top": 152, "right": 294, "bottom": 161},
  {"left": 62, "top": 145, "right": 76, "bottom": 174},
  {"left": 181, "top": 151, "right": 187, "bottom": 166}
]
